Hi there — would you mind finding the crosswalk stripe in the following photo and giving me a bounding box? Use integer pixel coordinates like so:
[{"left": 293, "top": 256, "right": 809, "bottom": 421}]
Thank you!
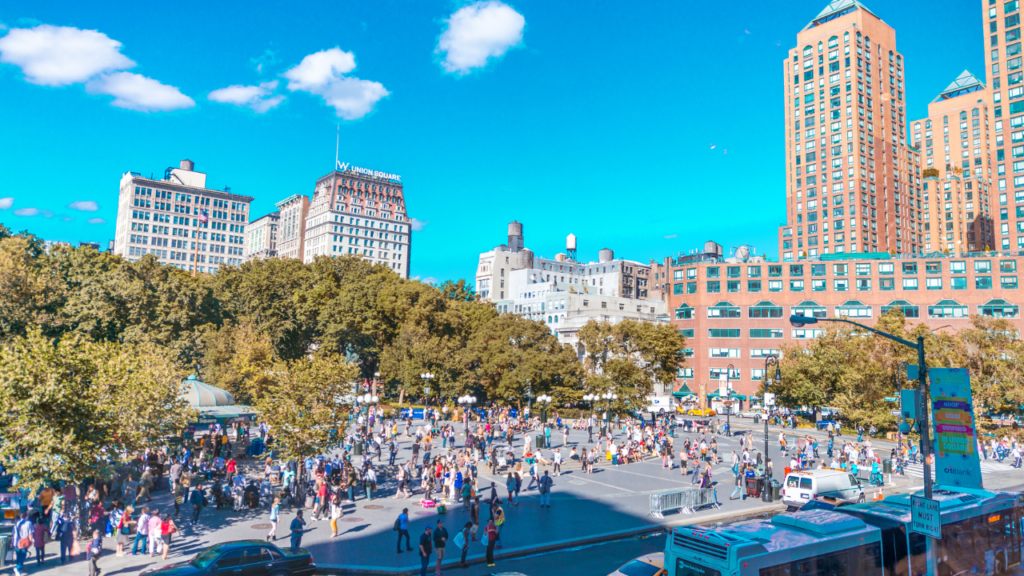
[{"left": 901, "top": 461, "right": 1017, "bottom": 478}]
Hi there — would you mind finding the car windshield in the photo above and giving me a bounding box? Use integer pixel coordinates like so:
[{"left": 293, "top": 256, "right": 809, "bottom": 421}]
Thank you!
[
  {"left": 617, "top": 559, "right": 662, "bottom": 576},
  {"left": 191, "top": 548, "right": 222, "bottom": 569}
]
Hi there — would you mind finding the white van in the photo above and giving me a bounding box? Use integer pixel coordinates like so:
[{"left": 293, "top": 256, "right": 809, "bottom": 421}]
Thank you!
[
  {"left": 644, "top": 395, "right": 675, "bottom": 414},
  {"left": 781, "top": 469, "right": 864, "bottom": 509}
]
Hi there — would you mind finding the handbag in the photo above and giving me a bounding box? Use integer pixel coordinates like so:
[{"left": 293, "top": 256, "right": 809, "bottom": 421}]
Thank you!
[
  {"left": 452, "top": 531, "right": 465, "bottom": 550},
  {"left": 16, "top": 538, "right": 31, "bottom": 550}
]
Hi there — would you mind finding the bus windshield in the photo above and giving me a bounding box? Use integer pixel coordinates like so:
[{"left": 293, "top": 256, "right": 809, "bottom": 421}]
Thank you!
[{"left": 675, "top": 557, "right": 721, "bottom": 576}]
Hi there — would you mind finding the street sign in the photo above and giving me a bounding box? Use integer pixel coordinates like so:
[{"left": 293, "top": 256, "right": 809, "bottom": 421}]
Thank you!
[
  {"left": 911, "top": 495, "right": 941, "bottom": 539},
  {"left": 907, "top": 365, "right": 919, "bottom": 380},
  {"left": 883, "top": 397, "right": 898, "bottom": 402},
  {"left": 764, "top": 393, "right": 776, "bottom": 407},
  {"left": 891, "top": 410, "right": 902, "bottom": 416}
]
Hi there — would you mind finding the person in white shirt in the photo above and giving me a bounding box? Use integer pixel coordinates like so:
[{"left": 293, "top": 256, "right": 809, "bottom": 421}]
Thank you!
[{"left": 552, "top": 449, "right": 562, "bottom": 476}]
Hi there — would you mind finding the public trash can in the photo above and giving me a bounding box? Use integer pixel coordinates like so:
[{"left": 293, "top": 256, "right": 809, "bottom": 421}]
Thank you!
[
  {"left": 772, "top": 480, "right": 781, "bottom": 502},
  {"left": 762, "top": 479, "right": 773, "bottom": 503},
  {"left": 883, "top": 459, "right": 892, "bottom": 474},
  {"left": 0, "top": 535, "right": 9, "bottom": 568},
  {"left": 536, "top": 436, "right": 544, "bottom": 449},
  {"left": 353, "top": 442, "right": 362, "bottom": 457}
]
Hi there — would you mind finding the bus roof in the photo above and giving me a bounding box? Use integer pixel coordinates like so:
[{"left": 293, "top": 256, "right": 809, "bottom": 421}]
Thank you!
[
  {"left": 841, "top": 486, "right": 1013, "bottom": 523},
  {"left": 679, "top": 510, "right": 876, "bottom": 556}
]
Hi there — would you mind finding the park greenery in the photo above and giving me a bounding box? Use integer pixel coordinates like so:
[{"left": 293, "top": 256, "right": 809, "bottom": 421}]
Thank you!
[
  {"left": 771, "top": 311, "right": 1024, "bottom": 429},
  {"left": 0, "top": 225, "right": 687, "bottom": 474}
]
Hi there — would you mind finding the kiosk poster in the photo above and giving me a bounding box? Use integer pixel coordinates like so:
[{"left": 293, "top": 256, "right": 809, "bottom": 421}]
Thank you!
[{"left": 929, "top": 367, "right": 983, "bottom": 490}]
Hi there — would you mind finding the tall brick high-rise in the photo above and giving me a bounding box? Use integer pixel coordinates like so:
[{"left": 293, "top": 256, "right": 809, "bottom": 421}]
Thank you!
[{"left": 780, "top": 0, "right": 921, "bottom": 261}]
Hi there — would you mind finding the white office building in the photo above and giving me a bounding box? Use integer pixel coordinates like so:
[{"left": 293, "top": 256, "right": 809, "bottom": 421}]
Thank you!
[{"left": 114, "top": 159, "right": 252, "bottom": 274}]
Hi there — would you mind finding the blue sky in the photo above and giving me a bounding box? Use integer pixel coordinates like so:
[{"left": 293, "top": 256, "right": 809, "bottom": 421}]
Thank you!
[{"left": 0, "top": 0, "right": 983, "bottom": 284}]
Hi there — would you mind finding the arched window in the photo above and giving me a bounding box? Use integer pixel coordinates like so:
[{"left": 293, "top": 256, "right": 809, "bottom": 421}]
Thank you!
[
  {"left": 844, "top": 32, "right": 849, "bottom": 44},
  {"left": 943, "top": 115, "right": 948, "bottom": 125},
  {"left": 865, "top": 36, "right": 871, "bottom": 48},
  {"left": 896, "top": 55, "right": 902, "bottom": 66},
  {"left": 828, "top": 36, "right": 838, "bottom": 48},
  {"left": 888, "top": 50, "right": 894, "bottom": 62},
  {"left": 856, "top": 32, "right": 862, "bottom": 43},
  {"left": 914, "top": 123, "right": 921, "bottom": 132},
  {"left": 818, "top": 41, "right": 823, "bottom": 53},
  {"left": 972, "top": 108, "right": 979, "bottom": 117},
  {"left": 960, "top": 111, "right": 967, "bottom": 120},
  {"left": 803, "top": 45, "right": 813, "bottom": 57},
  {"left": 926, "top": 120, "right": 932, "bottom": 129}
]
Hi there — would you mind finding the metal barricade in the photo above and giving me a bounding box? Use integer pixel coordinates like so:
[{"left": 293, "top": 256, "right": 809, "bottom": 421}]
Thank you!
[{"left": 649, "top": 487, "right": 721, "bottom": 518}]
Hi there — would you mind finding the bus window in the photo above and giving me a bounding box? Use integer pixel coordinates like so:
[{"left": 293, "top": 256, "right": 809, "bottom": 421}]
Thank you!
[
  {"left": 759, "top": 543, "right": 882, "bottom": 576},
  {"left": 879, "top": 526, "right": 909, "bottom": 576},
  {"left": 908, "top": 531, "right": 927, "bottom": 576},
  {"left": 1006, "top": 506, "right": 1022, "bottom": 568}
]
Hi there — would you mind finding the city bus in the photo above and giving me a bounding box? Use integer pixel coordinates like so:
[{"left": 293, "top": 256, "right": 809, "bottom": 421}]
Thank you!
[{"left": 665, "top": 486, "right": 1023, "bottom": 576}]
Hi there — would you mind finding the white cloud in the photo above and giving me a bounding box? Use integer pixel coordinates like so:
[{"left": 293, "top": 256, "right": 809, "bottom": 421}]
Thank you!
[
  {"left": 0, "top": 197, "right": 12, "bottom": 210},
  {"left": 423, "top": 277, "right": 438, "bottom": 285},
  {"left": 437, "top": 1, "right": 525, "bottom": 74},
  {"left": 68, "top": 200, "right": 99, "bottom": 211},
  {"left": 13, "top": 208, "right": 38, "bottom": 216},
  {"left": 0, "top": 24, "right": 135, "bottom": 86},
  {"left": 410, "top": 218, "right": 429, "bottom": 231},
  {"left": 283, "top": 48, "right": 388, "bottom": 120},
  {"left": 208, "top": 81, "right": 284, "bottom": 113},
  {"left": 87, "top": 218, "right": 106, "bottom": 225},
  {"left": 62, "top": 216, "right": 75, "bottom": 222},
  {"left": 86, "top": 72, "right": 194, "bottom": 112},
  {"left": 664, "top": 234, "right": 677, "bottom": 239},
  {"left": 251, "top": 48, "right": 279, "bottom": 74}
]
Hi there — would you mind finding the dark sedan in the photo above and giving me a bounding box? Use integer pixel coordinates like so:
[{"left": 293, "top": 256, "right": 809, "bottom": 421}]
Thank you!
[{"left": 140, "top": 540, "right": 316, "bottom": 576}]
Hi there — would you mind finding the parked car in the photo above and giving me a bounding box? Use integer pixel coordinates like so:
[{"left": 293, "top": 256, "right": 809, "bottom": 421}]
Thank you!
[
  {"left": 738, "top": 409, "right": 767, "bottom": 418},
  {"left": 781, "top": 469, "right": 864, "bottom": 510},
  {"left": 609, "top": 552, "right": 665, "bottom": 576},
  {"left": 686, "top": 408, "right": 717, "bottom": 417},
  {"left": 140, "top": 540, "right": 316, "bottom": 576}
]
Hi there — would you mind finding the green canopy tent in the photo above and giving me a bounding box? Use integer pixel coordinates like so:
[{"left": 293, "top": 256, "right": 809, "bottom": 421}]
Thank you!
[
  {"left": 672, "top": 383, "right": 697, "bottom": 398},
  {"left": 706, "top": 391, "right": 748, "bottom": 400},
  {"left": 183, "top": 374, "right": 257, "bottom": 429}
]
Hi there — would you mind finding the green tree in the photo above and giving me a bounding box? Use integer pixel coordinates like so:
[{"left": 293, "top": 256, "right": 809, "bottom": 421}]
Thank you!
[
  {"left": 0, "top": 328, "right": 192, "bottom": 487},
  {"left": 253, "top": 352, "right": 359, "bottom": 460}
]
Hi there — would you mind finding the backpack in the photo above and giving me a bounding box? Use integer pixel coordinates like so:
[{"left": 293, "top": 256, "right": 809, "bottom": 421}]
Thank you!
[{"left": 393, "top": 518, "right": 400, "bottom": 531}]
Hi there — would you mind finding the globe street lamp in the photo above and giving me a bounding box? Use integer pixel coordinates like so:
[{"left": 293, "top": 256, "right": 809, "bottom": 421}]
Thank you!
[
  {"left": 790, "top": 314, "right": 934, "bottom": 499},
  {"left": 536, "top": 394, "right": 553, "bottom": 424},
  {"left": 763, "top": 354, "right": 781, "bottom": 486},
  {"left": 420, "top": 372, "right": 434, "bottom": 411},
  {"left": 600, "top": 391, "right": 618, "bottom": 436},
  {"left": 457, "top": 395, "right": 477, "bottom": 430},
  {"left": 723, "top": 363, "right": 735, "bottom": 438}
]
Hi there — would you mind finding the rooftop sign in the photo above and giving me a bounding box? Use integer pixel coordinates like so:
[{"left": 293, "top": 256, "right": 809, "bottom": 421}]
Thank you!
[{"left": 336, "top": 160, "right": 401, "bottom": 183}]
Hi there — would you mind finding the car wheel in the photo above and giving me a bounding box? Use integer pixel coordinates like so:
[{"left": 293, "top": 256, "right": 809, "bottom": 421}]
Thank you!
[
  {"left": 857, "top": 494, "right": 865, "bottom": 503},
  {"left": 995, "top": 552, "right": 1006, "bottom": 575}
]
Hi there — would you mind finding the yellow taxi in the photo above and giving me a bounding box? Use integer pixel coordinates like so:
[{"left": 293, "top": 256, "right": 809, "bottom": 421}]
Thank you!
[
  {"left": 686, "top": 408, "right": 717, "bottom": 417},
  {"left": 609, "top": 552, "right": 665, "bottom": 576}
]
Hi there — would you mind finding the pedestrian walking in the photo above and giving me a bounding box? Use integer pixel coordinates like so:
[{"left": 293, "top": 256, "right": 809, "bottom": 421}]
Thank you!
[
  {"left": 538, "top": 470, "right": 554, "bottom": 508},
  {"left": 395, "top": 508, "right": 412, "bottom": 553},
  {"left": 433, "top": 519, "right": 448, "bottom": 576},
  {"left": 484, "top": 518, "right": 498, "bottom": 567},
  {"left": 86, "top": 529, "right": 102, "bottom": 576},
  {"left": 159, "top": 514, "right": 177, "bottom": 561},
  {"left": 266, "top": 497, "right": 280, "bottom": 541},
  {"left": 147, "top": 509, "right": 162, "bottom": 556},
  {"left": 189, "top": 484, "right": 205, "bottom": 526},
  {"left": 14, "top": 512, "right": 31, "bottom": 576},
  {"left": 330, "top": 494, "right": 343, "bottom": 537},
  {"left": 456, "top": 521, "right": 472, "bottom": 567},
  {"left": 418, "top": 526, "right": 433, "bottom": 576},
  {"left": 289, "top": 511, "right": 307, "bottom": 551}
]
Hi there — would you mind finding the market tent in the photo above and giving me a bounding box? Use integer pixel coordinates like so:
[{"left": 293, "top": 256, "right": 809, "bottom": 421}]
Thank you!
[
  {"left": 706, "top": 391, "right": 747, "bottom": 400},
  {"left": 183, "top": 374, "right": 257, "bottom": 426},
  {"left": 672, "top": 383, "right": 697, "bottom": 397}
]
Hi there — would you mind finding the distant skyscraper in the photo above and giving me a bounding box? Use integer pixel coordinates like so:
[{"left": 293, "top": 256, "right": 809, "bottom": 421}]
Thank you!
[
  {"left": 780, "top": 0, "right": 920, "bottom": 260},
  {"left": 982, "top": 0, "right": 1023, "bottom": 251},
  {"left": 245, "top": 211, "right": 280, "bottom": 261},
  {"left": 910, "top": 71, "right": 995, "bottom": 253},
  {"left": 114, "top": 159, "right": 252, "bottom": 274},
  {"left": 300, "top": 163, "right": 412, "bottom": 278}
]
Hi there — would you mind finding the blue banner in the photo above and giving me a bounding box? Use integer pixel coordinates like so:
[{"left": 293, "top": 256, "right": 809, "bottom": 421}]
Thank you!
[{"left": 929, "top": 368, "right": 983, "bottom": 490}]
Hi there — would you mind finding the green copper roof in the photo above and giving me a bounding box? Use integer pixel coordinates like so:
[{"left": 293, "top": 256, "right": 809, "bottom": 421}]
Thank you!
[
  {"left": 804, "top": 0, "right": 878, "bottom": 30},
  {"left": 935, "top": 70, "right": 985, "bottom": 102}
]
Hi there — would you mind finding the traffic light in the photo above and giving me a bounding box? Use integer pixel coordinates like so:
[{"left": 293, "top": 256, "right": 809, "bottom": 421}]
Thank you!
[{"left": 900, "top": 388, "right": 920, "bottom": 421}]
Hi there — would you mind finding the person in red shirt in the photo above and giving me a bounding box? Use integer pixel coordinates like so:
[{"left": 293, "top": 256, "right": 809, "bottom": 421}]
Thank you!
[{"left": 226, "top": 458, "right": 237, "bottom": 475}]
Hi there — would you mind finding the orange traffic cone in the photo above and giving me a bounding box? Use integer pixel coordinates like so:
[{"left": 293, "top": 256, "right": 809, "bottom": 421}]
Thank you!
[{"left": 878, "top": 487, "right": 884, "bottom": 501}]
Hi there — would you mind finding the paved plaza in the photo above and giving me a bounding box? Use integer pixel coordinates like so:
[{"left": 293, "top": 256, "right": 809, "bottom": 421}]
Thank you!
[{"left": 15, "top": 415, "right": 1018, "bottom": 576}]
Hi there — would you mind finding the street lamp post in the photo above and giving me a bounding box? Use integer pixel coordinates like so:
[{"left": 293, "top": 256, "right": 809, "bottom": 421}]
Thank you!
[
  {"left": 724, "top": 363, "right": 735, "bottom": 438},
  {"left": 600, "top": 391, "right": 618, "bottom": 436},
  {"left": 373, "top": 371, "right": 380, "bottom": 398},
  {"left": 583, "top": 393, "right": 597, "bottom": 423},
  {"left": 420, "top": 372, "right": 434, "bottom": 418},
  {"left": 763, "top": 355, "right": 781, "bottom": 484},
  {"left": 790, "top": 314, "right": 933, "bottom": 499},
  {"left": 537, "top": 394, "right": 552, "bottom": 424}
]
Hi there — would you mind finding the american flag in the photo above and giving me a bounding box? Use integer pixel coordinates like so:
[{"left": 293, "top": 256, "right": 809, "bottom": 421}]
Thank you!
[{"left": 199, "top": 209, "right": 208, "bottom": 224}]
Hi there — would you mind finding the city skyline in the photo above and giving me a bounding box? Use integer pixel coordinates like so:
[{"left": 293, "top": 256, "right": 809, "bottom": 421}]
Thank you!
[{"left": 0, "top": 0, "right": 984, "bottom": 284}]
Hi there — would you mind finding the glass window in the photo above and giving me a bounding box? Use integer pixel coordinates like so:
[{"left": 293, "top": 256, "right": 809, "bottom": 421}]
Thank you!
[
  {"left": 769, "top": 265, "right": 783, "bottom": 277},
  {"left": 790, "top": 279, "right": 805, "bottom": 291},
  {"left": 792, "top": 302, "right": 827, "bottom": 318},
  {"left": 855, "top": 263, "right": 872, "bottom": 275},
  {"left": 812, "top": 279, "right": 827, "bottom": 291},
  {"left": 769, "top": 280, "right": 783, "bottom": 292},
  {"left": 674, "top": 305, "right": 694, "bottom": 320},
  {"left": 747, "top": 265, "right": 762, "bottom": 277},
  {"left": 678, "top": 329, "right": 695, "bottom": 338},
  {"left": 977, "top": 276, "right": 993, "bottom": 289},
  {"left": 707, "top": 266, "right": 720, "bottom": 278},
  {"left": 707, "top": 281, "right": 721, "bottom": 293},
  {"left": 707, "top": 302, "right": 741, "bottom": 318},
  {"left": 902, "top": 262, "right": 918, "bottom": 274},
  {"left": 836, "top": 301, "right": 872, "bottom": 317},
  {"left": 687, "top": 268, "right": 697, "bottom": 279},
  {"left": 878, "top": 262, "right": 894, "bottom": 274},
  {"left": 928, "top": 300, "right": 968, "bottom": 318},
  {"left": 687, "top": 282, "right": 697, "bottom": 294},
  {"left": 727, "top": 280, "right": 741, "bottom": 293},
  {"left": 727, "top": 266, "right": 741, "bottom": 278},
  {"left": 834, "top": 279, "right": 849, "bottom": 291},
  {"left": 673, "top": 269, "right": 685, "bottom": 281},
  {"left": 833, "top": 263, "right": 849, "bottom": 276},
  {"left": 1002, "top": 275, "right": 1019, "bottom": 289},
  {"left": 748, "top": 280, "right": 762, "bottom": 292},
  {"left": 882, "top": 301, "right": 920, "bottom": 318},
  {"left": 980, "top": 299, "right": 1019, "bottom": 317},
  {"left": 856, "top": 278, "right": 871, "bottom": 291},
  {"left": 926, "top": 277, "right": 943, "bottom": 290},
  {"left": 903, "top": 278, "right": 919, "bottom": 290},
  {"left": 1000, "top": 259, "right": 1018, "bottom": 272},
  {"left": 880, "top": 278, "right": 895, "bottom": 290},
  {"left": 811, "top": 264, "right": 827, "bottom": 276},
  {"left": 950, "top": 261, "right": 967, "bottom": 273},
  {"left": 749, "top": 302, "right": 784, "bottom": 318},
  {"left": 708, "top": 328, "right": 741, "bottom": 338},
  {"left": 975, "top": 260, "right": 992, "bottom": 273},
  {"left": 673, "top": 283, "right": 684, "bottom": 295},
  {"left": 790, "top": 265, "right": 804, "bottom": 276},
  {"left": 749, "top": 329, "right": 784, "bottom": 338},
  {"left": 951, "top": 276, "right": 967, "bottom": 290},
  {"left": 792, "top": 328, "right": 825, "bottom": 339}
]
